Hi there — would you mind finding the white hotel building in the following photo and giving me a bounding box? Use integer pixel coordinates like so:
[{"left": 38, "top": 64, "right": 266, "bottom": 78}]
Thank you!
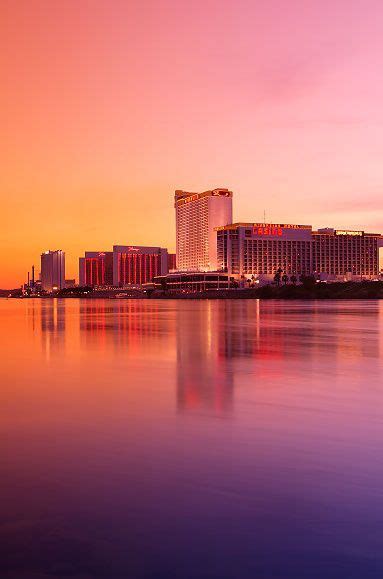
[{"left": 175, "top": 188, "right": 233, "bottom": 271}]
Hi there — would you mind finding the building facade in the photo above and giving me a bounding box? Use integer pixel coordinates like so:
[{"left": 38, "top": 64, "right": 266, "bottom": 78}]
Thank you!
[
  {"left": 175, "top": 188, "right": 233, "bottom": 271},
  {"left": 113, "top": 245, "right": 169, "bottom": 286},
  {"left": 216, "top": 223, "right": 313, "bottom": 278},
  {"left": 153, "top": 271, "right": 234, "bottom": 292},
  {"left": 167, "top": 253, "right": 176, "bottom": 272},
  {"left": 41, "top": 250, "right": 65, "bottom": 292},
  {"left": 216, "top": 223, "right": 382, "bottom": 280},
  {"left": 79, "top": 252, "right": 113, "bottom": 287},
  {"left": 312, "top": 229, "right": 382, "bottom": 278}
]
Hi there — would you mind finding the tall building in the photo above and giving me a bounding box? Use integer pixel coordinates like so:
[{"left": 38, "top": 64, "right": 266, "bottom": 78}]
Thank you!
[
  {"left": 41, "top": 250, "right": 65, "bottom": 292},
  {"left": 312, "top": 229, "right": 382, "bottom": 278},
  {"left": 216, "top": 223, "right": 312, "bottom": 278},
  {"left": 175, "top": 188, "right": 233, "bottom": 271},
  {"left": 113, "top": 245, "right": 169, "bottom": 286},
  {"left": 79, "top": 252, "right": 113, "bottom": 286}
]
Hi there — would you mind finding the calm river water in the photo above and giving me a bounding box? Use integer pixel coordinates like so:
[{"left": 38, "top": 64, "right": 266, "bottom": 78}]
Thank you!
[{"left": 1, "top": 298, "right": 383, "bottom": 578}]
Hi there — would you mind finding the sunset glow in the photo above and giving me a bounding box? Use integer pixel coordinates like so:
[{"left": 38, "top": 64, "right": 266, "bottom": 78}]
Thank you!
[{"left": 1, "top": 0, "right": 383, "bottom": 287}]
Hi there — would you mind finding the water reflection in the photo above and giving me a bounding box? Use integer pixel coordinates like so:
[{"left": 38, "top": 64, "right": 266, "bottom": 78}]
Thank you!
[
  {"left": 176, "top": 302, "right": 234, "bottom": 416},
  {"left": 1, "top": 299, "right": 383, "bottom": 578},
  {"left": 40, "top": 299, "right": 66, "bottom": 360}
]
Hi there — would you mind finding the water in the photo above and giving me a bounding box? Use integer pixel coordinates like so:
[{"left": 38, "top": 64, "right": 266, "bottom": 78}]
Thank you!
[{"left": 1, "top": 298, "right": 383, "bottom": 579}]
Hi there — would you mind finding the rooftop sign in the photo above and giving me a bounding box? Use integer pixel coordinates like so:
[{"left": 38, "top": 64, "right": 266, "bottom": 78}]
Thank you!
[
  {"left": 253, "top": 226, "right": 283, "bottom": 236},
  {"left": 335, "top": 230, "right": 363, "bottom": 236}
]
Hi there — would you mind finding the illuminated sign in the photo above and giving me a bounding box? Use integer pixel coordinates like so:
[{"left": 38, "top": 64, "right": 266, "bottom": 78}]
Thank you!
[
  {"left": 178, "top": 190, "right": 232, "bottom": 205},
  {"left": 253, "top": 223, "right": 309, "bottom": 230},
  {"left": 335, "top": 230, "right": 363, "bottom": 236},
  {"left": 253, "top": 226, "right": 283, "bottom": 236},
  {"left": 128, "top": 247, "right": 140, "bottom": 251}
]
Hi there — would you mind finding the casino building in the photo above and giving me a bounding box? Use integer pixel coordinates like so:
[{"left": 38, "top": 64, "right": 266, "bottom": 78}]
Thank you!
[
  {"left": 79, "top": 246, "right": 173, "bottom": 287},
  {"left": 79, "top": 251, "right": 113, "bottom": 286},
  {"left": 216, "top": 223, "right": 313, "bottom": 278},
  {"left": 175, "top": 188, "right": 233, "bottom": 271},
  {"left": 216, "top": 223, "right": 383, "bottom": 280},
  {"left": 113, "top": 245, "right": 169, "bottom": 286},
  {"left": 312, "top": 228, "right": 382, "bottom": 278},
  {"left": 41, "top": 249, "right": 65, "bottom": 292}
]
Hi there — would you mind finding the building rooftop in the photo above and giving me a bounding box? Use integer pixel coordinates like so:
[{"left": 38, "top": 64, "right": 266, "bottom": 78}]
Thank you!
[
  {"left": 175, "top": 188, "right": 233, "bottom": 206},
  {"left": 215, "top": 222, "right": 312, "bottom": 231}
]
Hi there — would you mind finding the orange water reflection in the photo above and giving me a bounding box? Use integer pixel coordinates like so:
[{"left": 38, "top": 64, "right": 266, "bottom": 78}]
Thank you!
[{"left": 1, "top": 298, "right": 383, "bottom": 578}]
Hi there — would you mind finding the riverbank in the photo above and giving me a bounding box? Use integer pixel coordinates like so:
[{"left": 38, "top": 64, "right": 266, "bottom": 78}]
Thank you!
[
  {"left": 149, "top": 281, "right": 383, "bottom": 299},
  {"left": 3, "top": 281, "right": 383, "bottom": 300}
]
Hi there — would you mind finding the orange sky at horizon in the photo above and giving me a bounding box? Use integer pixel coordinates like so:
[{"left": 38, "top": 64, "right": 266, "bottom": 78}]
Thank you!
[{"left": 1, "top": 0, "right": 383, "bottom": 287}]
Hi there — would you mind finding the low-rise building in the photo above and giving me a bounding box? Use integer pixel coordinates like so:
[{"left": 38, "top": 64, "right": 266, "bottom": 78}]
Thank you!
[
  {"left": 153, "top": 271, "right": 234, "bottom": 292},
  {"left": 79, "top": 252, "right": 113, "bottom": 286},
  {"left": 113, "top": 245, "right": 169, "bottom": 286},
  {"left": 312, "top": 229, "right": 382, "bottom": 279}
]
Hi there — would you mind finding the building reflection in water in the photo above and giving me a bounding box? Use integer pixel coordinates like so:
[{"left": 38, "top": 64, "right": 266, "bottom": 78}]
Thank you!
[
  {"left": 40, "top": 299, "right": 66, "bottom": 360},
  {"left": 78, "top": 300, "right": 175, "bottom": 362},
  {"left": 34, "top": 297, "right": 381, "bottom": 411},
  {"left": 176, "top": 301, "right": 234, "bottom": 416}
]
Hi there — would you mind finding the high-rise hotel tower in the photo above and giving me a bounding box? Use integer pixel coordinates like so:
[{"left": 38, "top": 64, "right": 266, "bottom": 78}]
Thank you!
[
  {"left": 41, "top": 250, "right": 65, "bottom": 292},
  {"left": 175, "top": 188, "right": 233, "bottom": 271}
]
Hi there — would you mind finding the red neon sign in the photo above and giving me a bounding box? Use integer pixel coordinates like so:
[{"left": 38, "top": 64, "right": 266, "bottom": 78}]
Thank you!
[{"left": 253, "top": 226, "right": 283, "bottom": 236}]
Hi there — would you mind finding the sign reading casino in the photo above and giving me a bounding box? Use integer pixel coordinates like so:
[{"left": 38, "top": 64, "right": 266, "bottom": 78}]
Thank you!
[
  {"left": 253, "top": 226, "right": 283, "bottom": 236},
  {"left": 252, "top": 224, "right": 310, "bottom": 237}
]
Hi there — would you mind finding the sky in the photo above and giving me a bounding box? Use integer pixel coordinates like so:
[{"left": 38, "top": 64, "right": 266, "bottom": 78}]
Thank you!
[{"left": 1, "top": 0, "right": 383, "bottom": 286}]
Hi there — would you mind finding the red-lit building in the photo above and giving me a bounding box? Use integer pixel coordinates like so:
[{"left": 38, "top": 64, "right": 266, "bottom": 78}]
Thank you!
[
  {"left": 216, "top": 223, "right": 313, "bottom": 278},
  {"left": 216, "top": 223, "right": 383, "bottom": 280},
  {"left": 79, "top": 252, "right": 113, "bottom": 286},
  {"left": 113, "top": 245, "right": 169, "bottom": 286},
  {"left": 167, "top": 253, "right": 176, "bottom": 271}
]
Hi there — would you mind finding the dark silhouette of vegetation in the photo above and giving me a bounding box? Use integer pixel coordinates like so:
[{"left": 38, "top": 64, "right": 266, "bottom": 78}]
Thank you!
[
  {"left": 57, "top": 286, "right": 93, "bottom": 296},
  {"left": 274, "top": 268, "right": 283, "bottom": 286},
  {"left": 160, "top": 278, "right": 168, "bottom": 292},
  {"left": 149, "top": 281, "right": 383, "bottom": 300}
]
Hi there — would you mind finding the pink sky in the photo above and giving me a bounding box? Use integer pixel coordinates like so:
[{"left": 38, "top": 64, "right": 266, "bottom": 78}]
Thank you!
[{"left": 1, "top": 0, "right": 383, "bottom": 286}]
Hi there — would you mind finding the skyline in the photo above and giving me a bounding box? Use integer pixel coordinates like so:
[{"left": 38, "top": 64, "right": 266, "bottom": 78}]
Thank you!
[
  {"left": 2, "top": 0, "right": 383, "bottom": 287},
  {"left": 16, "top": 206, "right": 383, "bottom": 286}
]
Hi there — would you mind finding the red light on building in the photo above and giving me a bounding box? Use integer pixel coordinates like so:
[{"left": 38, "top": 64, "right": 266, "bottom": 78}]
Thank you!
[
  {"left": 253, "top": 226, "right": 283, "bottom": 236},
  {"left": 81, "top": 252, "right": 113, "bottom": 286},
  {"left": 167, "top": 253, "right": 176, "bottom": 271}
]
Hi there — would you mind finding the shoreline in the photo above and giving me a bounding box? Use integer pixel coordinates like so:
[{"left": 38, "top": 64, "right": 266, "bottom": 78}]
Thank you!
[{"left": 3, "top": 281, "right": 383, "bottom": 300}]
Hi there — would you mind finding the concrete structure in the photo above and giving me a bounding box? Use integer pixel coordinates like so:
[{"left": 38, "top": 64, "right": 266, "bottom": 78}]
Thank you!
[
  {"left": 216, "top": 223, "right": 312, "bottom": 279},
  {"left": 40, "top": 250, "right": 65, "bottom": 292},
  {"left": 79, "top": 252, "right": 113, "bottom": 286},
  {"left": 153, "top": 271, "right": 234, "bottom": 292},
  {"left": 216, "top": 223, "right": 383, "bottom": 281},
  {"left": 113, "top": 245, "right": 169, "bottom": 286},
  {"left": 167, "top": 253, "right": 176, "bottom": 272},
  {"left": 312, "top": 229, "right": 382, "bottom": 279},
  {"left": 175, "top": 188, "right": 233, "bottom": 271}
]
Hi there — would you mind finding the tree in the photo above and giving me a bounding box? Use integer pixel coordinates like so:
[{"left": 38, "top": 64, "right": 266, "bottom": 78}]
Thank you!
[
  {"left": 160, "top": 278, "right": 168, "bottom": 293},
  {"left": 300, "top": 275, "right": 316, "bottom": 290},
  {"left": 282, "top": 274, "right": 289, "bottom": 285},
  {"left": 274, "top": 268, "right": 283, "bottom": 286},
  {"left": 290, "top": 274, "right": 297, "bottom": 285}
]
